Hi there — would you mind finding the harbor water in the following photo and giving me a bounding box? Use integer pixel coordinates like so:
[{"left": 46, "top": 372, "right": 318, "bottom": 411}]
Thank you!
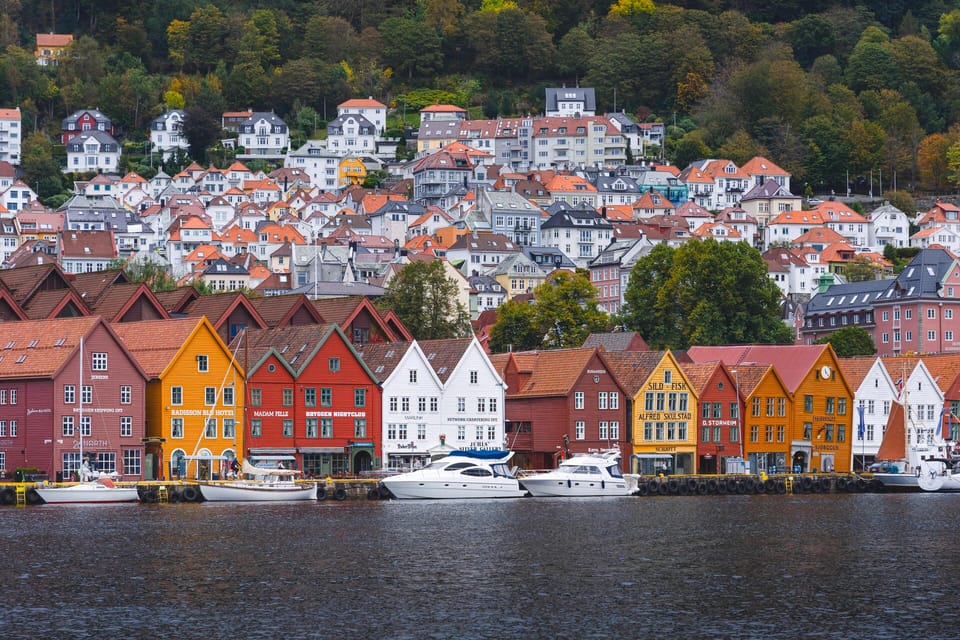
[{"left": 3, "top": 493, "right": 960, "bottom": 639}]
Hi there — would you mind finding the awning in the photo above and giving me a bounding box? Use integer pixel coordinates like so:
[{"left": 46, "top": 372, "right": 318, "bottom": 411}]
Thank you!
[
  {"left": 299, "top": 447, "right": 346, "bottom": 454},
  {"left": 250, "top": 454, "right": 297, "bottom": 461},
  {"left": 633, "top": 453, "right": 674, "bottom": 459},
  {"left": 248, "top": 448, "right": 296, "bottom": 454}
]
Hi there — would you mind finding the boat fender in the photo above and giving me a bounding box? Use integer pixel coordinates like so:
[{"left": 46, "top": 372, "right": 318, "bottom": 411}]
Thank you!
[
  {"left": 764, "top": 479, "right": 776, "bottom": 493},
  {"left": 26, "top": 488, "right": 43, "bottom": 505},
  {"left": 601, "top": 480, "right": 605, "bottom": 490},
  {"left": 636, "top": 483, "right": 648, "bottom": 496},
  {"left": 656, "top": 482, "right": 668, "bottom": 496},
  {"left": 317, "top": 486, "right": 327, "bottom": 500},
  {"left": 667, "top": 479, "right": 680, "bottom": 494},
  {"left": 0, "top": 487, "right": 15, "bottom": 505},
  {"left": 686, "top": 478, "right": 698, "bottom": 491},
  {"left": 856, "top": 478, "right": 868, "bottom": 492},
  {"left": 776, "top": 480, "right": 786, "bottom": 494},
  {"left": 836, "top": 477, "right": 848, "bottom": 491},
  {"left": 334, "top": 488, "right": 348, "bottom": 501},
  {"left": 735, "top": 481, "right": 747, "bottom": 494},
  {"left": 378, "top": 485, "right": 392, "bottom": 499},
  {"left": 567, "top": 479, "right": 571, "bottom": 489},
  {"left": 819, "top": 478, "right": 831, "bottom": 492},
  {"left": 801, "top": 477, "right": 813, "bottom": 491},
  {"left": 697, "top": 482, "right": 708, "bottom": 495},
  {"left": 647, "top": 479, "right": 660, "bottom": 494},
  {"left": 367, "top": 488, "right": 380, "bottom": 500},
  {"left": 182, "top": 486, "right": 200, "bottom": 502},
  {"left": 142, "top": 488, "right": 158, "bottom": 503}
]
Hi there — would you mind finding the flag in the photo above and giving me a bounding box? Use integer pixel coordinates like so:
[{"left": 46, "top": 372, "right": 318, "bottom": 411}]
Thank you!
[
  {"left": 895, "top": 378, "right": 903, "bottom": 399},
  {"left": 857, "top": 405, "right": 865, "bottom": 440}
]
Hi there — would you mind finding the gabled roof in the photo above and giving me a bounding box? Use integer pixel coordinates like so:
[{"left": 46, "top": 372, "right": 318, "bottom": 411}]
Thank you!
[
  {"left": 686, "top": 344, "right": 834, "bottom": 393},
  {"left": 79, "top": 281, "right": 170, "bottom": 323},
  {"left": 112, "top": 317, "right": 236, "bottom": 379},
  {"left": 248, "top": 293, "right": 324, "bottom": 328},
  {"left": 356, "top": 341, "right": 414, "bottom": 381},
  {"left": 180, "top": 292, "right": 268, "bottom": 331},
  {"left": 837, "top": 356, "right": 880, "bottom": 391},
  {"left": 0, "top": 262, "right": 72, "bottom": 305},
  {"left": 418, "top": 337, "right": 473, "bottom": 384},
  {"left": 21, "top": 288, "right": 89, "bottom": 320},
  {"left": 582, "top": 332, "right": 649, "bottom": 352},
  {"left": 598, "top": 350, "right": 667, "bottom": 395},
  {"left": 151, "top": 287, "right": 200, "bottom": 314},
  {"left": 0, "top": 316, "right": 98, "bottom": 378}
]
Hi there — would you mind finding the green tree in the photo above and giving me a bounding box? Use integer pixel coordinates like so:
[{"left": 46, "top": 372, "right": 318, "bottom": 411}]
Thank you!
[
  {"left": 377, "top": 260, "right": 470, "bottom": 340},
  {"left": 20, "top": 131, "right": 63, "bottom": 200},
  {"left": 380, "top": 17, "right": 442, "bottom": 79},
  {"left": 845, "top": 256, "right": 880, "bottom": 282},
  {"left": 532, "top": 270, "right": 608, "bottom": 349},
  {"left": 488, "top": 298, "right": 540, "bottom": 353},
  {"left": 109, "top": 257, "right": 179, "bottom": 292},
  {"left": 814, "top": 326, "right": 876, "bottom": 357},
  {"left": 181, "top": 106, "right": 222, "bottom": 164},
  {"left": 621, "top": 240, "right": 791, "bottom": 349}
]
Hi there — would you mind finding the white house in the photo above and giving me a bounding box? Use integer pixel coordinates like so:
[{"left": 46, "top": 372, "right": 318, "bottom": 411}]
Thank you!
[
  {"left": 285, "top": 140, "right": 348, "bottom": 192},
  {"left": 868, "top": 201, "right": 910, "bottom": 251},
  {"left": 337, "top": 98, "right": 387, "bottom": 136},
  {"left": 424, "top": 336, "right": 506, "bottom": 451},
  {"left": 0, "top": 107, "right": 22, "bottom": 165},
  {"left": 357, "top": 341, "right": 445, "bottom": 470},
  {"left": 149, "top": 110, "right": 188, "bottom": 160},
  {"left": 64, "top": 131, "right": 121, "bottom": 174},
  {"left": 237, "top": 111, "right": 289, "bottom": 159},
  {"left": 326, "top": 113, "right": 378, "bottom": 155},
  {"left": 839, "top": 357, "right": 895, "bottom": 471}
]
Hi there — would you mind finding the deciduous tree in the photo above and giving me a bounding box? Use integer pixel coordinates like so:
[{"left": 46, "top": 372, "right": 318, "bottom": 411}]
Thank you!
[
  {"left": 620, "top": 240, "right": 791, "bottom": 349},
  {"left": 377, "top": 260, "right": 470, "bottom": 340},
  {"left": 814, "top": 326, "right": 876, "bottom": 357}
]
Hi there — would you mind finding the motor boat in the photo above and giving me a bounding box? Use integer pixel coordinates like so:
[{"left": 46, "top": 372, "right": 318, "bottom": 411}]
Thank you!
[
  {"left": 33, "top": 476, "right": 140, "bottom": 504},
  {"left": 520, "top": 449, "right": 637, "bottom": 497},
  {"left": 379, "top": 450, "right": 527, "bottom": 499},
  {"left": 916, "top": 457, "right": 960, "bottom": 492},
  {"left": 871, "top": 397, "right": 953, "bottom": 491},
  {"left": 198, "top": 460, "right": 318, "bottom": 502}
]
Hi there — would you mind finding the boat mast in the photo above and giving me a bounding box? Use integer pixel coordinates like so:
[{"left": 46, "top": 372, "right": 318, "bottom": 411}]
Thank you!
[{"left": 79, "top": 337, "right": 84, "bottom": 477}]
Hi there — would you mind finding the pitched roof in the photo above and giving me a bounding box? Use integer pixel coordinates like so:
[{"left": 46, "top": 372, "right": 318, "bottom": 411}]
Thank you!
[
  {"left": 686, "top": 345, "right": 831, "bottom": 392},
  {"left": 356, "top": 341, "right": 413, "bottom": 381},
  {"left": 507, "top": 347, "right": 597, "bottom": 397},
  {"left": 837, "top": 356, "right": 878, "bottom": 391},
  {"left": 0, "top": 316, "right": 98, "bottom": 378},
  {"left": 111, "top": 318, "right": 209, "bottom": 378},
  {"left": 598, "top": 351, "right": 666, "bottom": 395},
  {"left": 418, "top": 337, "right": 473, "bottom": 383},
  {"left": 582, "top": 332, "right": 649, "bottom": 352}
]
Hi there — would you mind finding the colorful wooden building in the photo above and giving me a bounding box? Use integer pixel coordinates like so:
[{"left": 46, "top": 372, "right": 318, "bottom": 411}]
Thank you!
[
  {"left": 689, "top": 344, "right": 853, "bottom": 473},
  {"left": 113, "top": 317, "right": 244, "bottom": 480},
  {"left": 680, "top": 361, "right": 743, "bottom": 474},
  {"left": 603, "top": 351, "right": 697, "bottom": 475},
  {"left": 497, "top": 347, "right": 631, "bottom": 470},
  {"left": 0, "top": 316, "right": 148, "bottom": 480},
  {"left": 241, "top": 324, "right": 381, "bottom": 475}
]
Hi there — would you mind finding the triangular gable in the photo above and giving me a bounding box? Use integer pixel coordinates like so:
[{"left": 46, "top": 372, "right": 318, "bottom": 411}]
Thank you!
[
  {"left": 380, "top": 309, "right": 412, "bottom": 341},
  {"left": 0, "top": 262, "right": 73, "bottom": 306},
  {"left": 249, "top": 293, "right": 324, "bottom": 328},
  {"left": 107, "top": 284, "right": 171, "bottom": 323},
  {"left": 157, "top": 316, "right": 245, "bottom": 381},
  {"left": 295, "top": 323, "right": 380, "bottom": 383},
  {"left": 0, "top": 286, "right": 27, "bottom": 321},
  {"left": 22, "top": 288, "right": 90, "bottom": 320},
  {"left": 152, "top": 287, "right": 201, "bottom": 314}
]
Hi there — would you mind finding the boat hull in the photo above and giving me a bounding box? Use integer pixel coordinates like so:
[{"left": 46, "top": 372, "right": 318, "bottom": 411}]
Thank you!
[
  {"left": 521, "top": 474, "right": 631, "bottom": 497},
  {"left": 381, "top": 477, "right": 527, "bottom": 500},
  {"left": 198, "top": 482, "right": 318, "bottom": 502},
  {"left": 872, "top": 472, "right": 919, "bottom": 490},
  {"left": 34, "top": 484, "right": 140, "bottom": 504}
]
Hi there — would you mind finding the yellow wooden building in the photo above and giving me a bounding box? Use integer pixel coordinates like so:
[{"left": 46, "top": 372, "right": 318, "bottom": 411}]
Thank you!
[
  {"left": 113, "top": 317, "right": 245, "bottom": 480},
  {"left": 339, "top": 156, "right": 367, "bottom": 186},
  {"left": 602, "top": 350, "right": 698, "bottom": 474}
]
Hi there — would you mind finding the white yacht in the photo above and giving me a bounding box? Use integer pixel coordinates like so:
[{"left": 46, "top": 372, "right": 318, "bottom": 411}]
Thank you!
[
  {"left": 380, "top": 450, "right": 527, "bottom": 499},
  {"left": 198, "top": 460, "right": 318, "bottom": 502},
  {"left": 872, "top": 397, "right": 953, "bottom": 491},
  {"left": 520, "top": 449, "right": 636, "bottom": 497}
]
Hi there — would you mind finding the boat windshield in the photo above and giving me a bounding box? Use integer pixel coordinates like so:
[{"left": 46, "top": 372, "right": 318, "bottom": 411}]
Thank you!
[
  {"left": 606, "top": 464, "right": 624, "bottom": 478},
  {"left": 572, "top": 465, "right": 602, "bottom": 475},
  {"left": 490, "top": 463, "right": 516, "bottom": 478}
]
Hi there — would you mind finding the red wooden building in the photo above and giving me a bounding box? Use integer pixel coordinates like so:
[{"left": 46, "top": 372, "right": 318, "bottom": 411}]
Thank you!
[
  {"left": 0, "top": 316, "right": 148, "bottom": 480},
  {"left": 496, "top": 347, "right": 631, "bottom": 471},
  {"left": 241, "top": 324, "right": 381, "bottom": 476},
  {"left": 681, "top": 361, "right": 742, "bottom": 474}
]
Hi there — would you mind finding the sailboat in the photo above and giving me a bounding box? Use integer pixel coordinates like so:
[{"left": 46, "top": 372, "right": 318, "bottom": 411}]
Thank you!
[
  {"left": 197, "top": 459, "right": 318, "bottom": 502},
  {"left": 871, "top": 391, "right": 954, "bottom": 492},
  {"left": 34, "top": 338, "right": 140, "bottom": 504}
]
